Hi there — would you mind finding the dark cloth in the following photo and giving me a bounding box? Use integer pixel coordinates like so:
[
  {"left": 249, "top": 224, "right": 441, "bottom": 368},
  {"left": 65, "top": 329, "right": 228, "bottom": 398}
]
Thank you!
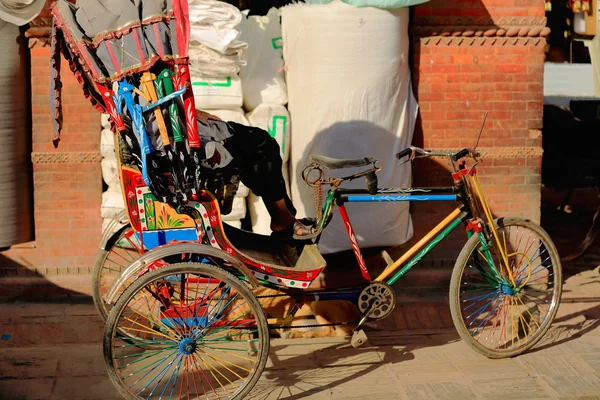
[
  {"left": 225, "top": 122, "right": 290, "bottom": 205},
  {"left": 195, "top": 116, "right": 293, "bottom": 211}
]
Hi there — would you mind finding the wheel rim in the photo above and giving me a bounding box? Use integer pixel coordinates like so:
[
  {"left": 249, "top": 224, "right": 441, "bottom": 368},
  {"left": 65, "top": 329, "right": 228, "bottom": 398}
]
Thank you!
[
  {"left": 108, "top": 269, "right": 265, "bottom": 399},
  {"left": 458, "top": 222, "right": 560, "bottom": 353},
  {"left": 99, "top": 228, "right": 144, "bottom": 316}
]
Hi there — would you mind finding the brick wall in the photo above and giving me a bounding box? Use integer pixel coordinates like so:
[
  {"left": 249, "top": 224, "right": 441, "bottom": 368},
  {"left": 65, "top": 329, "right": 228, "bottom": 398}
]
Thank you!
[
  {"left": 1, "top": 42, "right": 102, "bottom": 280},
  {"left": 0, "top": 0, "right": 547, "bottom": 286},
  {"left": 408, "top": 0, "right": 547, "bottom": 260}
]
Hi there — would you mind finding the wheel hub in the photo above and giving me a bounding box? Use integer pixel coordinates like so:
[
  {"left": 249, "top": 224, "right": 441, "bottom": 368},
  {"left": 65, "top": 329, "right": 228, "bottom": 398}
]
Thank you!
[
  {"left": 499, "top": 283, "right": 516, "bottom": 296},
  {"left": 179, "top": 338, "right": 197, "bottom": 355}
]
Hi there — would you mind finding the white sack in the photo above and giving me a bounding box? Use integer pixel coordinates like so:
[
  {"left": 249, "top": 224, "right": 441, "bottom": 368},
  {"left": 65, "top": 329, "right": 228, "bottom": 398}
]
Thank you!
[
  {"left": 101, "top": 157, "right": 120, "bottom": 189},
  {"left": 282, "top": 2, "right": 417, "bottom": 254},
  {"left": 101, "top": 188, "right": 125, "bottom": 219},
  {"left": 247, "top": 192, "right": 269, "bottom": 235},
  {"left": 305, "top": 0, "right": 430, "bottom": 8},
  {"left": 100, "top": 128, "right": 116, "bottom": 159},
  {"left": 192, "top": 75, "right": 243, "bottom": 109},
  {"left": 224, "top": 220, "right": 242, "bottom": 229},
  {"left": 246, "top": 104, "right": 290, "bottom": 162},
  {"left": 101, "top": 113, "right": 112, "bottom": 129},
  {"left": 248, "top": 162, "right": 290, "bottom": 235},
  {"left": 222, "top": 195, "right": 247, "bottom": 222},
  {"left": 239, "top": 8, "right": 288, "bottom": 111},
  {"left": 203, "top": 108, "right": 249, "bottom": 125}
]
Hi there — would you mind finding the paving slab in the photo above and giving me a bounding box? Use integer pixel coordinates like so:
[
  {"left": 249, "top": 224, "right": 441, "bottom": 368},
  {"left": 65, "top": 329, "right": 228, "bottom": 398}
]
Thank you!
[
  {"left": 0, "top": 377, "right": 55, "bottom": 400},
  {"left": 541, "top": 375, "right": 600, "bottom": 398},
  {"left": 469, "top": 377, "right": 555, "bottom": 399},
  {"left": 0, "top": 261, "right": 598, "bottom": 399},
  {"left": 400, "top": 382, "right": 477, "bottom": 400}
]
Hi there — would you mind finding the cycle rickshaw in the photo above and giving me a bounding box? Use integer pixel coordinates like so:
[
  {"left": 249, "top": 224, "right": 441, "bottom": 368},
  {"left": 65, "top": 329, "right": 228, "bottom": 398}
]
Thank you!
[{"left": 50, "top": 1, "right": 562, "bottom": 398}]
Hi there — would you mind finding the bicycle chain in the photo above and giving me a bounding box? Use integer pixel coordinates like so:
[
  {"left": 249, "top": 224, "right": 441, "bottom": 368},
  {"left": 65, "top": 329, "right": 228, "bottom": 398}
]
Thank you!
[{"left": 269, "top": 321, "right": 358, "bottom": 330}]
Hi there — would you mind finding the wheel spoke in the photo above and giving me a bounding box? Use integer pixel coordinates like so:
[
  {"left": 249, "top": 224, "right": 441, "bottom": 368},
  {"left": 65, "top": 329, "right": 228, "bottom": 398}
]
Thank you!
[
  {"left": 105, "top": 263, "right": 267, "bottom": 399},
  {"left": 451, "top": 218, "right": 561, "bottom": 357}
]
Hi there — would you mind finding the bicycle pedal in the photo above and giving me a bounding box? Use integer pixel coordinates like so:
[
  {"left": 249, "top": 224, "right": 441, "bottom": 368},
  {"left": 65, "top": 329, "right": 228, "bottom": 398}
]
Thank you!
[{"left": 351, "top": 329, "right": 369, "bottom": 348}]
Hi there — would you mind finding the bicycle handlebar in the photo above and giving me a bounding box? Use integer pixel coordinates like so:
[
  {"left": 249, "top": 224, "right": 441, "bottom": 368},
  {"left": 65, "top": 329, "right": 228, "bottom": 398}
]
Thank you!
[{"left": 395, "top": 146, "right": 479, "bottom": 162}]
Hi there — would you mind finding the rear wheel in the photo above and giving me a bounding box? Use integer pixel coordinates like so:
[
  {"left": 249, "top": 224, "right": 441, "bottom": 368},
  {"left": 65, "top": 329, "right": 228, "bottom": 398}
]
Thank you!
[
  {"left": 92, "top": 224, "right": 144, "bottom": 321},
  {"left": 104, "top": 262, "right": 269, "bottom": 399},
  {"left": 450, "top": 217, "right": 562, "bottom": 358}
]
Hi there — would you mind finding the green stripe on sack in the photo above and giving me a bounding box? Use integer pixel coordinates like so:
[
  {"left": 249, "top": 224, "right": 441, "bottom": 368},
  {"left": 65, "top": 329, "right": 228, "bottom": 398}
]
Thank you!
[
  {"left": 271, "top": 37, "right": 283, "bottom": 49},
  {"left": 192, "top": 77, "right": 232, "bottom": 87},
  {"left": 268, "top": 116, "right": 287, "bottom": 154}
]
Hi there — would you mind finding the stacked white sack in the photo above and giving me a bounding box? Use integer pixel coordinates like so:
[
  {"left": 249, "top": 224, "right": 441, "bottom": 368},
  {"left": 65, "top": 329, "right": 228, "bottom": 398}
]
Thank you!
[
  {"left": 282, "top": 2, "right": 418, "bottom": 254},
  {"left": 189, "top": 0, "right": 246, "bottom": 110},
  {"left": 100, "top": 114, "right": 125, "bottom": 223},
  {"left": 239, "top": 8, "right": 288, "bottom": 111},
  {"left": 245, "top": 104, "right": 291, "bottom": 235}
]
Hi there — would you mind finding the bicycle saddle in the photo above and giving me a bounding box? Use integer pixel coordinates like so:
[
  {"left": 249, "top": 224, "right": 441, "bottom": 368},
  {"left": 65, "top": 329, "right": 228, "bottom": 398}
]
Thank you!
[{"left": 310, "top": 155, "right": 375, "bottom": 169}]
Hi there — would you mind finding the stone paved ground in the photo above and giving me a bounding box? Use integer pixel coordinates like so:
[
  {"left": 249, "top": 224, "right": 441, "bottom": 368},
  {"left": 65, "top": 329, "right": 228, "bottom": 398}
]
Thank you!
[
  {"left": 0, "top": 188, "right": 598, "bottom": 399},
  {"left": 0, "top": 266, "right": 599, "bottom": 400}
]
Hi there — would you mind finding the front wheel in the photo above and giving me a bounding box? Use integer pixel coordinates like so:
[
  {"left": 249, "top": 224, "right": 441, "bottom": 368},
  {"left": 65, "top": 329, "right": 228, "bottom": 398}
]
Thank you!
[
  {"left": 449, "top": 217, "right": 562, "bottom": 358},
  {"left": 104, "top": 263, "right": 270, "bottom": 399}
]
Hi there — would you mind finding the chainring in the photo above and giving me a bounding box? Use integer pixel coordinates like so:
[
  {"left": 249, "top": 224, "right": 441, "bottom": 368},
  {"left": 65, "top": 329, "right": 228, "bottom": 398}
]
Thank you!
[{"left": 358, "top": 282, "right": 396, "bottom": 320}]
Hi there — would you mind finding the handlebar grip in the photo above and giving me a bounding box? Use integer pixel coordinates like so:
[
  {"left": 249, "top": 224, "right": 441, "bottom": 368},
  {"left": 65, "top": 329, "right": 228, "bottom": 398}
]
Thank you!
[
  {"left": 453, "top": 148, "right": 469, "bottom": 161},
  {"left": 396, "top": 148, "right": 412, "bottom": 160}
]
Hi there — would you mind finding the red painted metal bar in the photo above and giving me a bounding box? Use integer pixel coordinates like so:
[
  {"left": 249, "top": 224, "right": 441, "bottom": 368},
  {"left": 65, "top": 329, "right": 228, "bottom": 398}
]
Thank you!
[{"left": 338, "top": 204, "right": 372, "bottom": 282}]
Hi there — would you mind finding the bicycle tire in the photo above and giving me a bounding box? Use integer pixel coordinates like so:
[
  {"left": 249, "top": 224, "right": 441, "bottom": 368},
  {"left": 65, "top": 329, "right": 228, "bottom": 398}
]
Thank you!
[
  {"left": 449, "top": 217, "right": 562, "bottom": 358},
  {"left": 92, "top": 224, "right": 142, "bottom": 321},
  {"left": 104, "top": 262, "right": 270, "bottom": 400}
]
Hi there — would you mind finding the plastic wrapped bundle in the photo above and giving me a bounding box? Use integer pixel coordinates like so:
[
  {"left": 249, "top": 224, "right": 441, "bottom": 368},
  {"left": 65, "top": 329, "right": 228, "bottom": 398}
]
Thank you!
[{"left": 282, "top": 2, "right": 417, "bottom": 254}]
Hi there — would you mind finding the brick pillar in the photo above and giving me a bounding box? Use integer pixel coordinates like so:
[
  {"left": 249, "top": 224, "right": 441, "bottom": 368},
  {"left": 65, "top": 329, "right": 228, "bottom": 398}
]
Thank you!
[
  {"left": 409, "top": 0, "right": 548, "bottom": 260},
  {"left": 1, "top": 40, "right": 102, "bottom": 283}
]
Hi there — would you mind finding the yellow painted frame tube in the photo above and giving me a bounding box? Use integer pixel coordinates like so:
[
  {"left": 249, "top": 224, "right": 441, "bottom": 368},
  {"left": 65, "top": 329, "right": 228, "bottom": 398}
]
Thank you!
[{"left": 375, "top": 207, "right": 464, "bottom": 282}]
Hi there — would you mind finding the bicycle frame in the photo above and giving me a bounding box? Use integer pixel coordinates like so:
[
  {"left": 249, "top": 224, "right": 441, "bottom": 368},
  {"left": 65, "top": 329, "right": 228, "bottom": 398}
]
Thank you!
[{"left": 311, "top": 164, "right": 506, "bottom": 291}]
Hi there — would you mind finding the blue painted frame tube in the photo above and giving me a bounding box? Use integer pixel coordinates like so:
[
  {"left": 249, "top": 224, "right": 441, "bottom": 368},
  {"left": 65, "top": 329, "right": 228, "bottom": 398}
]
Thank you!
[{"left": 345, "top": 194, "right": 457, "bottom": 202}]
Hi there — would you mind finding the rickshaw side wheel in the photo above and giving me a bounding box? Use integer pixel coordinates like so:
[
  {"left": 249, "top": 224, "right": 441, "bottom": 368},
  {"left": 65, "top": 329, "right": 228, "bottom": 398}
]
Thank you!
[
  {"left": 92, "top": 224, "right": 141, "bottom": 322},
  {"left": 103, "top": 262, "right": 270, "bottom": 400}
]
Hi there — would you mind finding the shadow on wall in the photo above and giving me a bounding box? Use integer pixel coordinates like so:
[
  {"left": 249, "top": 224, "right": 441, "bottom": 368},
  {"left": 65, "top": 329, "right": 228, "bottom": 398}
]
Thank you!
[{"left": 295, "top": 120, "right": 465, "bottom": 290}]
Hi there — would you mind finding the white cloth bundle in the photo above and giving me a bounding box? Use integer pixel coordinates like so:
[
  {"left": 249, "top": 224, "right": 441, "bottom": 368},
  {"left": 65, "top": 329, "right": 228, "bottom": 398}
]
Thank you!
[
  {"left": 189, "top": 0, "right": 242, "bottom": 31},
  {"left": 188, "top": 0, "right": 244, "bottom": 53},
  {"left": 188, "top": 0, "right": 247, "bottom": 80},
  {"left": 189, "top": 41, "right": 247, "bottom": 78},
  {"left": 282, "top": 2, "right": 417, "bottom": 254}
]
